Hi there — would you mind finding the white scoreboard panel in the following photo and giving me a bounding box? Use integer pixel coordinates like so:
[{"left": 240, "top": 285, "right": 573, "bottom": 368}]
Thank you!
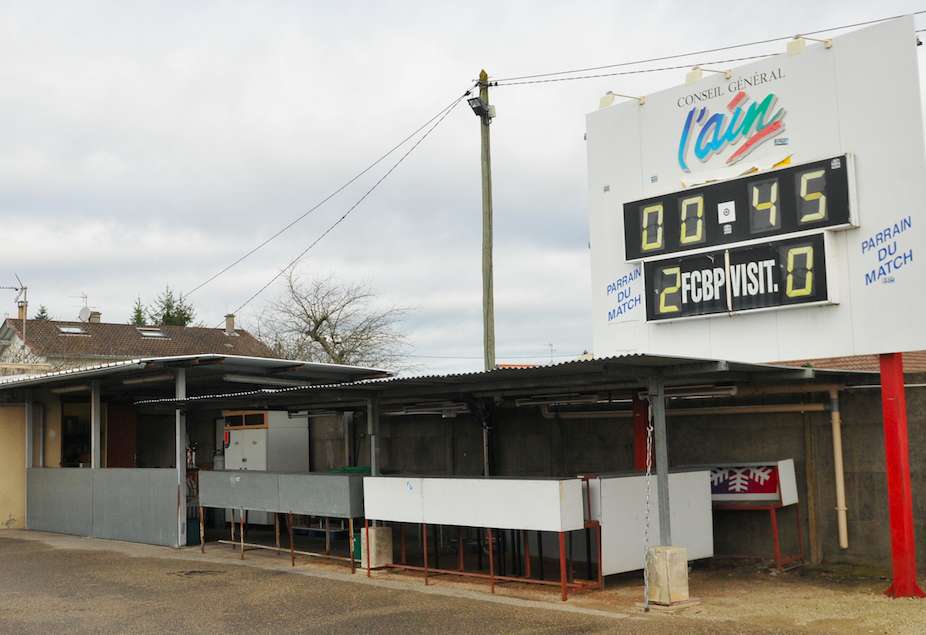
[{"left": 587, "top": 17, "right": 926, "bottom": 362}]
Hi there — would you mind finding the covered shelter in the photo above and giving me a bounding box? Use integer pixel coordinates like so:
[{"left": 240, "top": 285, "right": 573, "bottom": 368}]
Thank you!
[{"left": 0, "top": 354, "right": 388, "bottom": 546}]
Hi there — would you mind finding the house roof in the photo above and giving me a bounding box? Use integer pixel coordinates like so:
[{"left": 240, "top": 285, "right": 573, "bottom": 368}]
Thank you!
[
  {"left": 1, "top": 318, "right": 275, "bottom": 361},
  {"left": 776, "top": 351, "right": 926, "bottom": 373}
]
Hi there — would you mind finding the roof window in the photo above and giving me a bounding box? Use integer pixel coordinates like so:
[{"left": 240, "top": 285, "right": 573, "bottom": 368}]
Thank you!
[
  {"left": 137, "top": 327, "right": 167, "bottom": 338},
  {"left": 57, "top": 326, "right": 87, "bottom": 335}
]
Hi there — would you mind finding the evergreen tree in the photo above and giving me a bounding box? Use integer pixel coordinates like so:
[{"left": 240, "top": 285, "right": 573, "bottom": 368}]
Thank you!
[
  {"left": 130, "top": 297, "right": 146, "bottom": 326},
  {"left": 145, "top": 286, "right": 195, "bottom": 326},
  {"left": 33, "top": 305, "right": 50, "bottom": 320}
]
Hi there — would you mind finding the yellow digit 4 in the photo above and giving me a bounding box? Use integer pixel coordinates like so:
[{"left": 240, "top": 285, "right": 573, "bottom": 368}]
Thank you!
[{"left": 751, "top": 180, "right": 778, "bottom": 228}]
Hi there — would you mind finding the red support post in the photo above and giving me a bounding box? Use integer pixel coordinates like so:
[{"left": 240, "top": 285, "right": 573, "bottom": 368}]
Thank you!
[
  {"left": 458, "top": 527, "right": 465, "bottom": 571},
  {"left": 769, "top": 507, "right": 782, "bottom": 570},
  {"left": 879, "top": 352, "right": 925, "bottom": 598},
  {"left": 400, "top": 523, "right": 407, "bottom": 564},
  {"left": 632, "top": 395, "right": 649, "bottom": 471},
  {"left": 365, "top": 518, "right": 371, "bottom": 578},
  {"left": 523, "top": 530, "right": 532, "bottom": 578},
  {"left": 422, "top": 523, "right": 429, "bottom": 586},
  {"left": 558, "top": 532, "right": 568, "bottom": 602},
  {"left": 487, "top": 528, "right": 495, "bottom": 594}
]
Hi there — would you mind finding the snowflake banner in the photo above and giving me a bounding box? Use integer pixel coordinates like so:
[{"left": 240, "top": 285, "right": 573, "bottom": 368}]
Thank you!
[{"left": 710, "top": 464, "right": 780, "bottom": 502}]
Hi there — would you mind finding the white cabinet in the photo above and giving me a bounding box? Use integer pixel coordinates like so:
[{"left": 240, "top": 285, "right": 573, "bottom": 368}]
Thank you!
[{"left": 222, "top": 411, "right": 309, "bottom": 525}]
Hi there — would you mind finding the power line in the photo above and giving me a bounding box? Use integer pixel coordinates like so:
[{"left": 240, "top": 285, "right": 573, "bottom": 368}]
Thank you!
[
  {"left": 491, "top": 10, "right": 926, "bottom": 83},
  {"left": 404, "top": 352, "right": 583, "bottom": 360},
  {"left": 494, "top": 53, "right": 778, "bottom": 87},
  {"left": 219, "top": 89, "right": 471, "bottom": 324},
  {"left": 186, "top": 86, "right": 475, "bottom": 298}
]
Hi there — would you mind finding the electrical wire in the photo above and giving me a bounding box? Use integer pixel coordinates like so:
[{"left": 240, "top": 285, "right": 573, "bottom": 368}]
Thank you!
[
  {"left": 186, "top": 86, "right": 475, "bottom": 298},
  {"left": 218, "top": 89, "right": 472, "bottom": 324},
  {"left": 491, "top": 10, "right": 926, "bottom": 83},
  {"left": 403, "top": 352, "right": 583, "bottom": 360},
  {"left": 494, "top": 53, "right": 778, "bottom": 87}
]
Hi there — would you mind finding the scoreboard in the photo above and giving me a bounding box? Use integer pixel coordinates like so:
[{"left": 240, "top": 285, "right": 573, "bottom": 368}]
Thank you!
[
  {"left": 586, "top": 17, "right": 926, "bottom": 362},
  {"left": 625, "top": 155, "right": 852, "bottom": 321}
]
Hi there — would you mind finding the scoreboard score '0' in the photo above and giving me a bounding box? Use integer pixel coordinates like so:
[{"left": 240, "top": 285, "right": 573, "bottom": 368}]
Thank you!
[{"left": 623, "top": 155, "right": 854, "bottom": 322}]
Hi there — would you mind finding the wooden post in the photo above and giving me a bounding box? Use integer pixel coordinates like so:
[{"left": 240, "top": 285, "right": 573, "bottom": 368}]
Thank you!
[
  {"left": 198, "top": 506, "right": 205, "bottom": 554},
  {"left": 274, "top": 513, "right": 280, "bottom": 555},
  {"left": 325, "top": 517, "right": 331, "bottom": 555},
  {"left": 230, "top": 509, "right": 236, "bottom": 546}
]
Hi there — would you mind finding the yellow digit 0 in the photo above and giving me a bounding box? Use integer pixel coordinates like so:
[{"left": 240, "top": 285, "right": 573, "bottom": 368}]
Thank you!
[
  {"left": 679, "top": 195, "right": 704, "bottom": 244},
  {"left": 785, "top": 246, "right": 814, "bottom": 297},
  {"left": 641, "top": 204, "right": 664, "bottom": 251}
]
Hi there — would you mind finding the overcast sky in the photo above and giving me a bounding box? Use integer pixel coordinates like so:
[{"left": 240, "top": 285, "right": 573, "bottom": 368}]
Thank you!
[{"left": 3, "top": 1, "right": 925, "bottom": 374}]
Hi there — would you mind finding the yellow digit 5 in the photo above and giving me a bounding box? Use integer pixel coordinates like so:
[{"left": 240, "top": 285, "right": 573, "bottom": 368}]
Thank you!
[
  {"left": 785, "top": 246, "right": 814, "bottom": 297},
  {"left": 659, "top": 266, "right": 681, "bottom": 313},
  {"left": 679, "top": 195, "right": 704, "bottom": 244},
  {"left": 641, "top": 204, "right": 664, "bottom": 252},
  {"left": 799, "top": 169, "right": 827, "bottom": 223}
]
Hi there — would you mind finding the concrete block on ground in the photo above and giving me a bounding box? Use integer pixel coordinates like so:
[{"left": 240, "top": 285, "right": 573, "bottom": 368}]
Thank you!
[
  {"left": 646, "top": 546, "right": 689, "bottom": 606},
  {"left": 361, "top": 526, "right": 393, "bottom": 569}
]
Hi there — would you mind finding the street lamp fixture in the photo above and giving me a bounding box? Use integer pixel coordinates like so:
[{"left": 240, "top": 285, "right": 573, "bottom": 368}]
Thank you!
[{"left": 468, "top": 96, "right": 495, "bottom": 120}]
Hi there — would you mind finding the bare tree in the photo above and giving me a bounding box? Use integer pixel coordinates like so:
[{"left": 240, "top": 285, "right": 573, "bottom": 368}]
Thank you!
[{"left": 261, "top": 272, "right": 408, "bottom": 368}]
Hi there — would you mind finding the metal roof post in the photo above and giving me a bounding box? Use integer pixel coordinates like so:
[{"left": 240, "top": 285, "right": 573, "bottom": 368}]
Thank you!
[
  {"left": 90, "top": 381, "right": 101, "bottom": 469},
  {"left": 175, "top": 368, "right": 187, "bottom": 548},
  {"left": 367, "top": 397, "right": 380, "bottom": 476},
  {"left": 648, "top": 376, "right": 672, "bottom": 545}
]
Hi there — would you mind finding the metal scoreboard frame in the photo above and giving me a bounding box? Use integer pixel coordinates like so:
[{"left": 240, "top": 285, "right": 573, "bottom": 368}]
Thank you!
[{"left": 586, "top": 16, "right": 926, "bottom": 362}]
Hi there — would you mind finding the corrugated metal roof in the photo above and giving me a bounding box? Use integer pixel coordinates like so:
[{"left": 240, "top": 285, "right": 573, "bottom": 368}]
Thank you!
[
  {"left": 0, "top": 353, "right": 390, "bottom": 389},
  {"left": 134, "top": 352, "right": 873, "bottom": 407}
]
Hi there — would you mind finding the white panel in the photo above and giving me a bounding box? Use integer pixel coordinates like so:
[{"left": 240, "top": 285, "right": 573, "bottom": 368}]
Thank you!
[
  {"left": 363, "top": 477, "right": 424, "bottom": 523},
  {"left": 422, "top": 478, "right": 584, "bottom": 532},
  {"left": 588, "top": 17, "right": 926, "bottom": 361},
  {"left": 595, "top": 471, "right": 713, "bottom": 575},
  {"left": 777, "top": 459, "right": 799, "bottom": 506}
]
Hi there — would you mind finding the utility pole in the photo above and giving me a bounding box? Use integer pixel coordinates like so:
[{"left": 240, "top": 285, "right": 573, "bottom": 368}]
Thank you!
[{"left": 469, "top": 69, "right": 496, "bottom": 371}]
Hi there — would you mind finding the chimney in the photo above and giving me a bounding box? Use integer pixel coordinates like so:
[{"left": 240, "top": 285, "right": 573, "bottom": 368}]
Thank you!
[
  {"left": 17, "top": 300, "right": 27, "bottom": 321},
  {"left": 224, "top": 314, "right": 236, "bottom": 335},
  {"left": 88, "top": 311, "right": 102, "bottom": 323}
]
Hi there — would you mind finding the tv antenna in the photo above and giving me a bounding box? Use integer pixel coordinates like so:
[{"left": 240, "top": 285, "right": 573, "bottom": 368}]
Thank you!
[{"left": 1, "top": 274, "right": 28, "bottom": 341}]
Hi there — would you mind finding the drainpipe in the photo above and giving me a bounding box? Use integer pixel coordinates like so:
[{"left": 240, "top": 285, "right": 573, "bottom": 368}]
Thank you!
[{"left": 829, "top": 389, "right": 849, "bottom": 549}]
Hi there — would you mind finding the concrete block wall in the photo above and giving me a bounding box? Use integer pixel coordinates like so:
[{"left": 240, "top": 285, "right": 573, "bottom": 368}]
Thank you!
[{"left": 298, "top": 388, "right": 923, "bottom": 574}]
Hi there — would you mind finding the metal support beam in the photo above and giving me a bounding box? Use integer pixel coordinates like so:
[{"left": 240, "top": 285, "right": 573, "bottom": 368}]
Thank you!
[
  {"left": 342, "top": 411, "right": 353, "bottom": 467},
  {"left": 24, "top": 397, "right": 34, "bottom": 469},
  {"left": 175, "top": 368, "right": 187, "bottom": 548},
  {"left": 367, "top": 398, "right": 380, "bottom": 476},
  {"left": 90, "top": 381, "right": 101, "bottom": 469},
  {"left": 647, "top": 376, "right": 671, "bottom": 545}
]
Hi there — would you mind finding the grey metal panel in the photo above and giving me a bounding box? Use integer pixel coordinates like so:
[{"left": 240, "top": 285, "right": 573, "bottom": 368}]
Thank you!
[
  {"left": 278, "top": 473, "right": 363, "bottom": 518},
  {"left": 27, "top": 468, "right": 92, "bottom": 536},
  {"left": 199, "top": 470, "right": 280, "bottom": 512},
  {"left": 91, "top": 469, "right": 177, "bottom": 547}
]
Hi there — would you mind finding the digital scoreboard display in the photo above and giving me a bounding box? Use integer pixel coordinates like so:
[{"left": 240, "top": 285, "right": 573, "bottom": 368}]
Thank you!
[
  {"left": 623, "top": 155, "right": 852, "bottom": 261},
  {"left": 644, "top": 233, "right": 829, "bottom": 321}
]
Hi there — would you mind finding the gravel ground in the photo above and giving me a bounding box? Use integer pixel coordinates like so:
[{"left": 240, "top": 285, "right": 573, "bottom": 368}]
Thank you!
[{"left": 0, "top": 532, "right": 923, "bottom": 634}]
